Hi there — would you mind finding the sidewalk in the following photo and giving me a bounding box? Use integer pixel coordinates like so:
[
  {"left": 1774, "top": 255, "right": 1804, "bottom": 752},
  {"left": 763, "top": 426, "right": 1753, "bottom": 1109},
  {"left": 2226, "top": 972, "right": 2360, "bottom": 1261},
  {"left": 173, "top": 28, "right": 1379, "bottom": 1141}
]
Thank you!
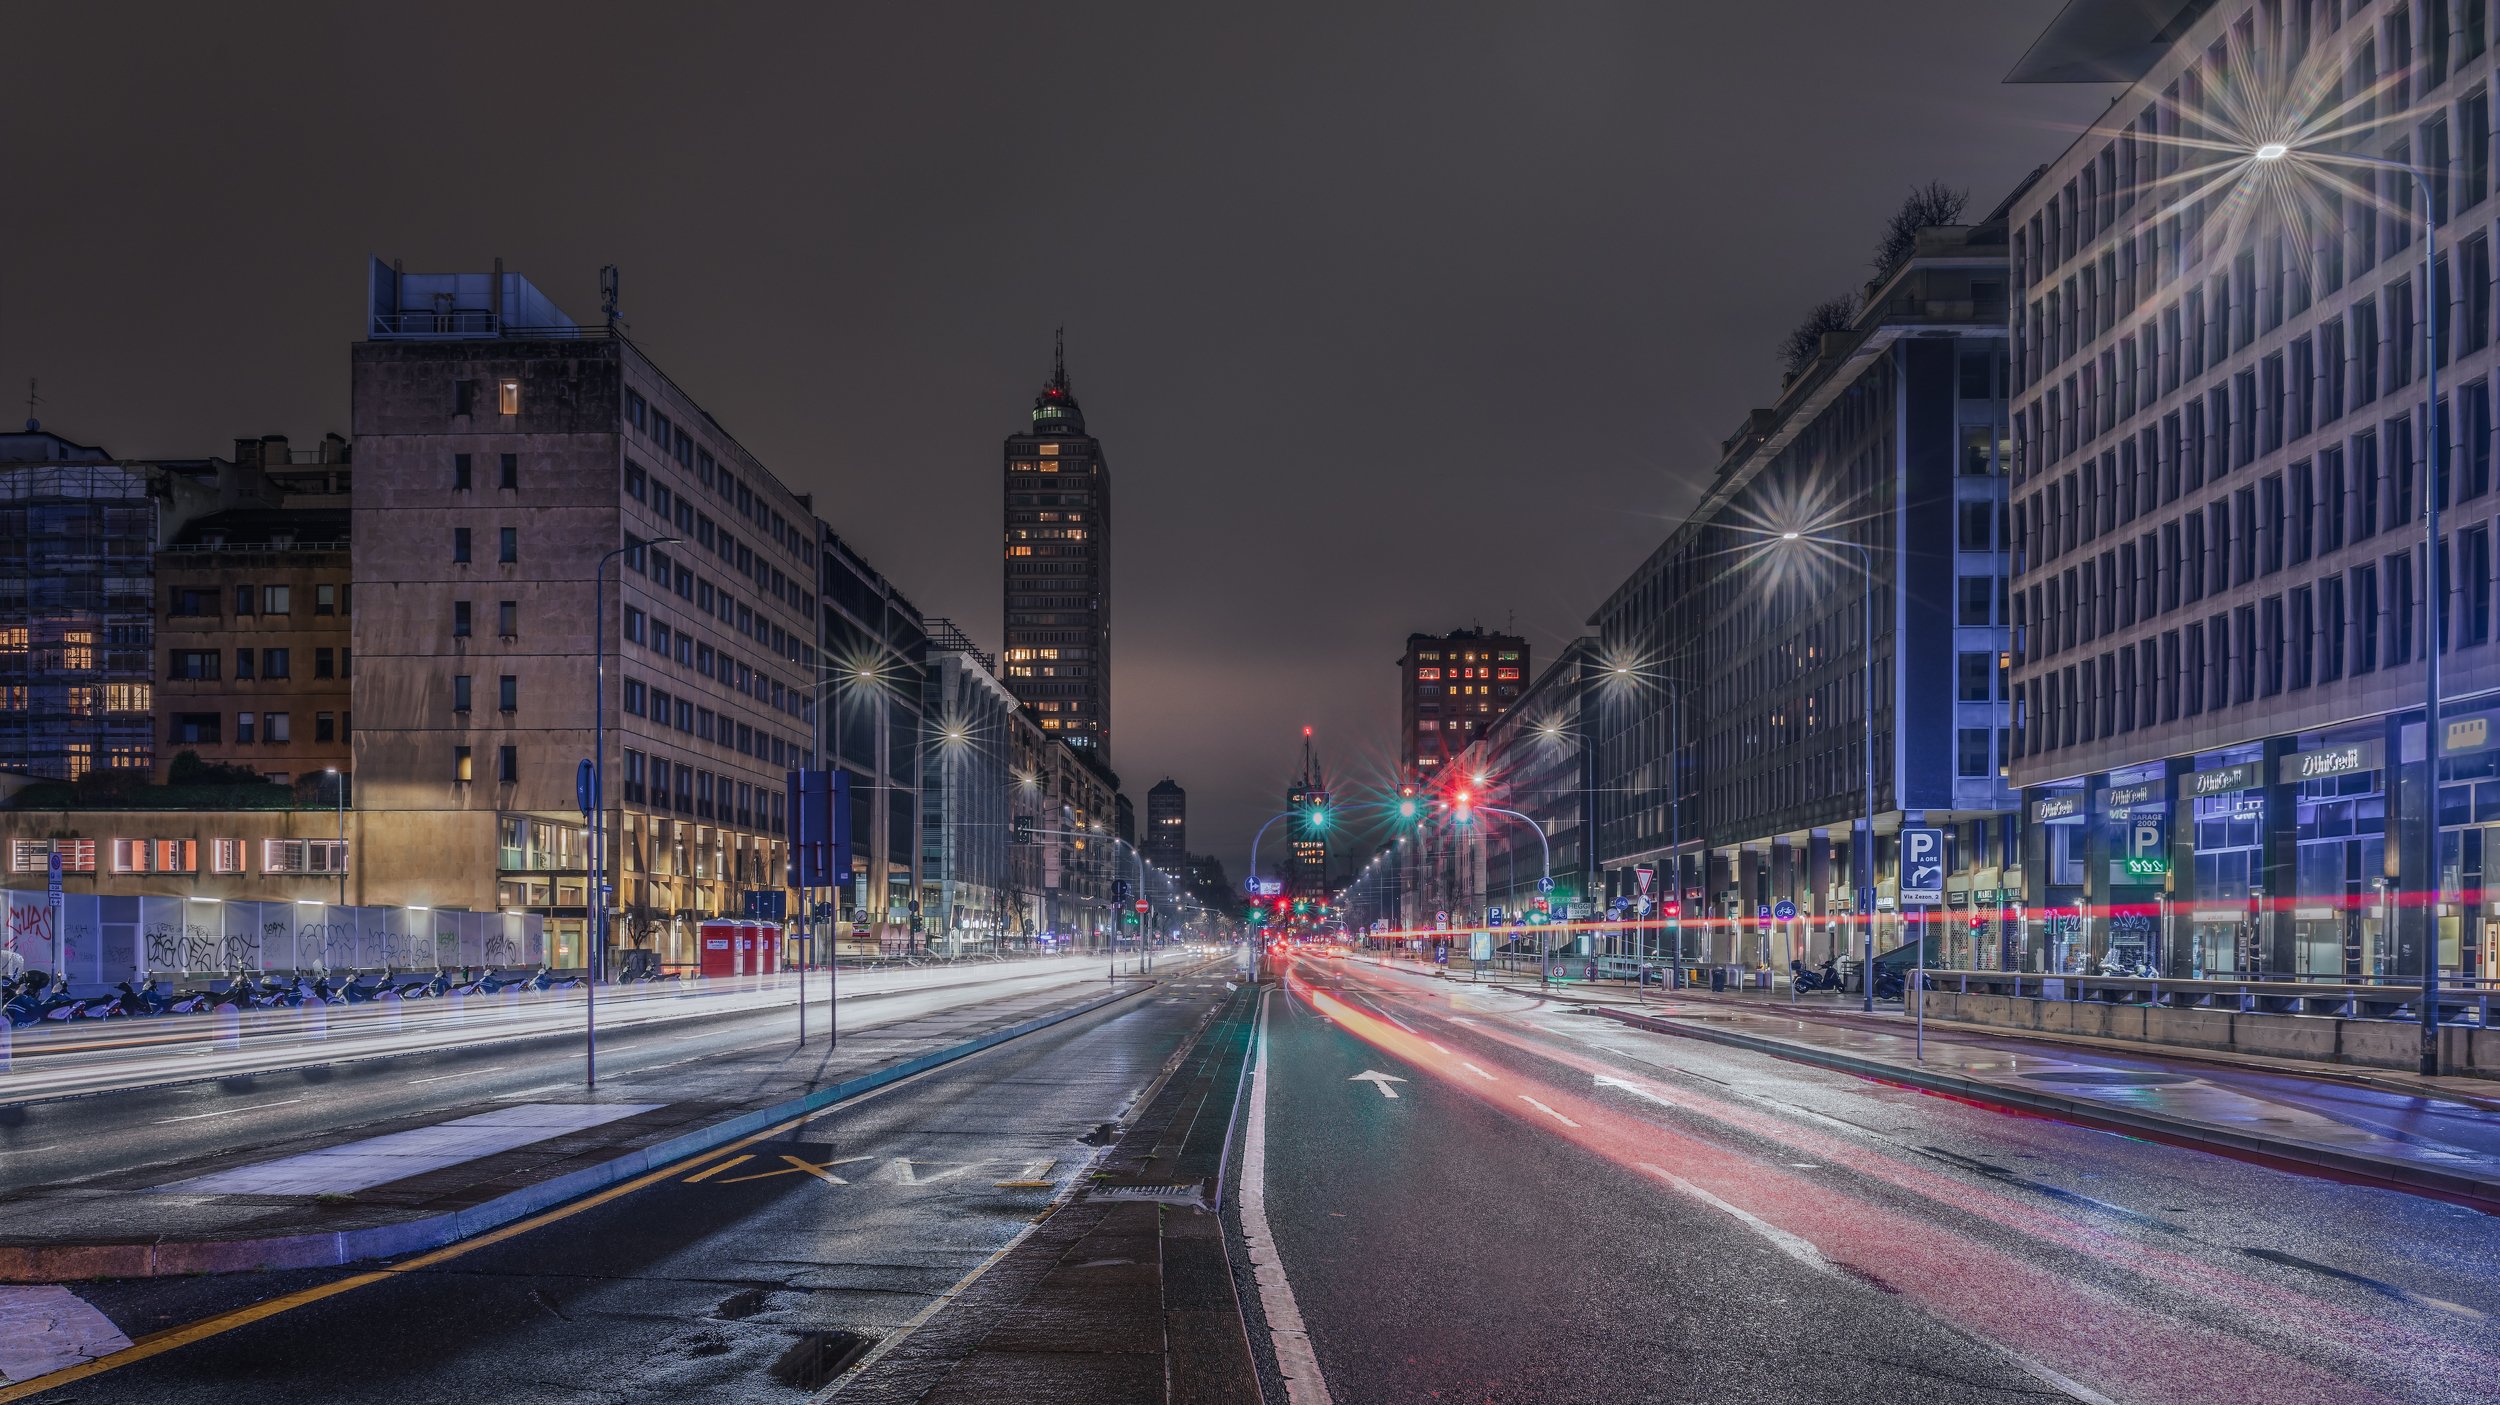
[
  {"left": 1371, "top": 958, "right": 2500, "bottom": 1210},
  {"left": 0, "top": 978, "right": 1155, "bottom": 1282},
  {"left": 833, "top": 984, "right": 1261, "bottom": 1404}
]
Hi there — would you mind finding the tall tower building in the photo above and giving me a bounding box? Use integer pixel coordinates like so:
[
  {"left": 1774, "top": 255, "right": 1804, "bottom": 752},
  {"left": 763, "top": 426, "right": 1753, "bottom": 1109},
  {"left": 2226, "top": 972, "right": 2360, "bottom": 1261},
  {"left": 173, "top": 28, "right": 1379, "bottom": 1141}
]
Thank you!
[
  {"left": 1286, "top": 728, "right": 1331, "bottom": 900},
  {"left": 1144, "top": 777, "right": 1186, "bottom": 868},
  {"left": 1002, "top": 333, "right": 1111, "bottom": 760}
]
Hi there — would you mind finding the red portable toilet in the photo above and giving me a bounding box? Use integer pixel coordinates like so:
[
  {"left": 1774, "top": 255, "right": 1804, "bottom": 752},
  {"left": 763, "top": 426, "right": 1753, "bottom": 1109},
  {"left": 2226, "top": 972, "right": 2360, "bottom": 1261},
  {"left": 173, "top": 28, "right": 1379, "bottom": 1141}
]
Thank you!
[{"left": 698, "top": 920, "right": 740, "bottom": 979}]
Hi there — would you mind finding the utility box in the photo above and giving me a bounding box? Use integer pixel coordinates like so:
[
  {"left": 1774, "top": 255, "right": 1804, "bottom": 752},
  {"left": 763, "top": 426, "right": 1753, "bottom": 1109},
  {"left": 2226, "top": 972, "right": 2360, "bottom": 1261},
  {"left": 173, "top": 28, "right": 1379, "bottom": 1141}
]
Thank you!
[{"left": 698, "top": 920, "right": 781, "bottom": 978}]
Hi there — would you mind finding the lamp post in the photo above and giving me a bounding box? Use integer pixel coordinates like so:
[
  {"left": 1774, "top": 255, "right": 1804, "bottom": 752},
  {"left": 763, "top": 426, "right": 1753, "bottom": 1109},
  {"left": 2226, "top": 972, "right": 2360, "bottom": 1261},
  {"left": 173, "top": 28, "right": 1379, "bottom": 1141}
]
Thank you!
[
  {"left": 1784, "top": 529, "right": 1880, "bottom": 1012},
  {"left": 1477, "top": 805, "right": 1552, "bottom": 986},
  {"left": 589, "top": 534, "right": 678, "bottom": 1089},
  {"left": 2255, "top": 140, "right": 2443, "bottom": 1075},
  {"left": 323, "top": 766, "right": 345, "bottom": 906}
]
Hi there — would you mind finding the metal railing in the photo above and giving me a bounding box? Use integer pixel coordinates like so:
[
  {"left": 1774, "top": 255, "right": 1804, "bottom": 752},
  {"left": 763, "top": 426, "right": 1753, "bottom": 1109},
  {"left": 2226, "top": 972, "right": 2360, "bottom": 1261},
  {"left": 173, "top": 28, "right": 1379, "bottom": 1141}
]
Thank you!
[{"left": 1917, "top": 967, "right": 2500, "bottom": 1028}]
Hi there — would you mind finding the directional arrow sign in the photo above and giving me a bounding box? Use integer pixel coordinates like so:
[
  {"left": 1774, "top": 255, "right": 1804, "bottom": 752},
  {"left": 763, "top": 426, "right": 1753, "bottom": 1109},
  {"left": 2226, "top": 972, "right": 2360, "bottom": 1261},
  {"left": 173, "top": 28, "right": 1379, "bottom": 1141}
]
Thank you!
[{"left": 1349, "top": 1071, "right": 1407, "bottom": 1099}]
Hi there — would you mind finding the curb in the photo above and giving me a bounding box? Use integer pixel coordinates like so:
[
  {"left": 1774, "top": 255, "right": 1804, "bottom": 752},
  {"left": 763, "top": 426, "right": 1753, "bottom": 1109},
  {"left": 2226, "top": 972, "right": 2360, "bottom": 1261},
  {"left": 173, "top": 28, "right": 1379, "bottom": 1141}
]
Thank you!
[
  {"left": 1592, "top": 1007, "right": 2500, "bottom": 1212},
  {"left": 0, "top": 981, "right": 1155, "bottom": 1283}
]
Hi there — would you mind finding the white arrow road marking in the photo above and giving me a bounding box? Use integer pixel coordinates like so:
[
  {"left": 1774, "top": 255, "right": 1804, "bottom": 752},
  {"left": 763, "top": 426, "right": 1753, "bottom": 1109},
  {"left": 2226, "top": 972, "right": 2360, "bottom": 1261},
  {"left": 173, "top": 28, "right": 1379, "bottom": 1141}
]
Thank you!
[
  {"left": 1635, "top": 1162, "right": 1831, "bottom": 1274},
  {"left": 889, "top": 1159, "right": 987, "bottom": 1187},
  {"left": 0, "top": 1285, "right": 133, "bottom": 1383},
  {"left": 1349, "top": 1071, "right": 1407, "bottom": 1099},
  {"left": 1595, "top": 1074, "right": 1681, "bottom": 1109},
  {"left": 1518, "top": 1095, "right": 1580, "bottom": 1128},
  {"left": 1460, "top": 1062, "right": 1497, "bottom": 1081}
]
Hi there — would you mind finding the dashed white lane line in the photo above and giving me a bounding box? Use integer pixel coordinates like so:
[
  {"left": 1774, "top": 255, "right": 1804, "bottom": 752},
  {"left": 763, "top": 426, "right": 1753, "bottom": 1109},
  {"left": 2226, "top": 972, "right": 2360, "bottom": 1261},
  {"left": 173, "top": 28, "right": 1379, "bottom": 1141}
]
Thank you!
[
  {"left": 0, "top": 1285, "right": 133, "bottom": 1383},
  {"left": 1518, "top": 1095, "right": 1580, "bottom": 1129},
  {"left": 1243, "top": 988, "right": 1333, "bottom": 1405},
  {"left": 406, "top": 1066, "right": 507, "bottom": 1085},
  {"left": 1634, "top": 1162, "right": 1831, "bottom": 1274},
  {"left": 1459, "top": 1062, "right": 1497, "bottom": 1081},
  {"left": 152, "top": 1097, "right": 306, "bottom": 1124}
]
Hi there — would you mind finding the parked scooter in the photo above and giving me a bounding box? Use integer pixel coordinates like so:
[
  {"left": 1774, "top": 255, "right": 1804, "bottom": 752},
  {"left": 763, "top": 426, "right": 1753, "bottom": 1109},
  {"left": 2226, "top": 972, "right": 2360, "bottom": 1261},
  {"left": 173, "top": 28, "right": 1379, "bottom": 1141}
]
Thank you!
[{"left": 1790, "top": 957, "right": 1845, "bottom": 994}]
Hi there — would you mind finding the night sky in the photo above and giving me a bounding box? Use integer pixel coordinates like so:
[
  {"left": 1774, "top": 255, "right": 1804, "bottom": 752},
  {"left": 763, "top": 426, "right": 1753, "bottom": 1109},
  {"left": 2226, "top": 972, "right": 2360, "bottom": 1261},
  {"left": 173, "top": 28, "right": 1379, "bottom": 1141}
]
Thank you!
[{"left": 7, "top": 3, "right": 2112, "bottom": 869}]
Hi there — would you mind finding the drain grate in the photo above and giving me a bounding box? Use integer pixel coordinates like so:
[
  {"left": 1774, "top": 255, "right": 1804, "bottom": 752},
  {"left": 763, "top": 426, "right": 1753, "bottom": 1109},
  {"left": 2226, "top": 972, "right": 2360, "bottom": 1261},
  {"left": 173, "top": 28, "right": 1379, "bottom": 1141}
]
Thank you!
[
  {"left": 768, "top": 1329, "right": 873, "bottom": 1390},
  {"left": 1093, "top": 1182, "right": 1203, "bottom": 1201}
]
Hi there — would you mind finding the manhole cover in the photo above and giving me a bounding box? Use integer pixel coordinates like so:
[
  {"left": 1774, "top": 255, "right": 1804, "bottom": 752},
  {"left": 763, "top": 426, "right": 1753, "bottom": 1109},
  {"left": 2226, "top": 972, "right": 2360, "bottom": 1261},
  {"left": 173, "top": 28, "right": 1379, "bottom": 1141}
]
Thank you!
[
  {"left": 1094, "top": 1182, "right": 1204, "bottom": 1201},
  {"left": 2022, "top": 1070, "right": 2194, "bottom": 1087}
]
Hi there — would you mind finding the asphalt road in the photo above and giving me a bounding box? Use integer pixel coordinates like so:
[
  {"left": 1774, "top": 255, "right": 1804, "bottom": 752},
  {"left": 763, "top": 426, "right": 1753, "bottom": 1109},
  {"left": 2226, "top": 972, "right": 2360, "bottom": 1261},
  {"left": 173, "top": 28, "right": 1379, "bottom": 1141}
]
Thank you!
[
  {"left": 1243, "top": 956, "right": 2500, "bottom": 1405},
  {"left": 11, "top": 968, "right": 1247, "bottom": 1403},
  {"left": 0, "top": 958, "right": 1135, "bottom": 1194}
]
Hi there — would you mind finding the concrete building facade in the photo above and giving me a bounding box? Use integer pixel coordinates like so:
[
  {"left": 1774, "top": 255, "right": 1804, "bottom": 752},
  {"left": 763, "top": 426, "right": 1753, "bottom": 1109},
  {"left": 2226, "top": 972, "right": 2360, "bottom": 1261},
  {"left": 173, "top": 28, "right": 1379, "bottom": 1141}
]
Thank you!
[
  {"left": 2004, "top": 0, "right": 2500, "bottom": 987},
  {"left": 352, "top": 260, "right": 820, "bottom": 968}
]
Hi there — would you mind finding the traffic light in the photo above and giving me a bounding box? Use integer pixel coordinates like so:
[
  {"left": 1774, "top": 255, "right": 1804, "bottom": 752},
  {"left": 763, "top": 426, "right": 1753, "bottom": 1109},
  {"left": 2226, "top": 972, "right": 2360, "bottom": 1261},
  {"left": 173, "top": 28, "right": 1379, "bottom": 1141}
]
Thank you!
[{"left": 1451, "top": 787, "right": 1474, "bottom": 821}]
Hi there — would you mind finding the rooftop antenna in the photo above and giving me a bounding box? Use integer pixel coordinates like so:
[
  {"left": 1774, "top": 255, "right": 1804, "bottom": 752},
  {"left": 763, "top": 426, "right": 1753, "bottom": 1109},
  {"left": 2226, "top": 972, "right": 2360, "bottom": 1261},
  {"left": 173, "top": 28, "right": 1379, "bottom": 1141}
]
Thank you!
[
  {"left": 23, "top": 378, "right": 40, "bottom": 433},
  {"left": 599, "top": 265, "right": 622, "bottom": 331},
  {"left": 1052, "top": 325, "right": 1069, "bottom": 392}
]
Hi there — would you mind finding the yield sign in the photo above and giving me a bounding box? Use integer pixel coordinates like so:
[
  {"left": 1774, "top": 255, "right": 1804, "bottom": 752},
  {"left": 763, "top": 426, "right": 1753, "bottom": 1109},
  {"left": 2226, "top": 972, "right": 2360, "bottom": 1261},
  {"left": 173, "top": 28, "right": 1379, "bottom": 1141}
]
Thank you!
[{"left": 1349, "top": 1071, "right": 1408, "bottom": 1099}]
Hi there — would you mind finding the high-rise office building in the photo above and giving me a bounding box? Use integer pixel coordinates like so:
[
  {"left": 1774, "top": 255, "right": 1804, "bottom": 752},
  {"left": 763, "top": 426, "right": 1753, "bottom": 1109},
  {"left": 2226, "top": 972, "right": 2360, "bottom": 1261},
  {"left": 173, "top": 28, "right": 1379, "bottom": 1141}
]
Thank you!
[
  {"left": 1002, "top": 336, "right": 1111, "bottom": 760},
  {"left": 352, "top": 259, "right": 821, "bottom": 965},
  {"left": 1144, "top": 777, "right": 1186, "bottom": 868},
  {"left": 1397, "top": 628, "right": 1528, "bottom": 776}
]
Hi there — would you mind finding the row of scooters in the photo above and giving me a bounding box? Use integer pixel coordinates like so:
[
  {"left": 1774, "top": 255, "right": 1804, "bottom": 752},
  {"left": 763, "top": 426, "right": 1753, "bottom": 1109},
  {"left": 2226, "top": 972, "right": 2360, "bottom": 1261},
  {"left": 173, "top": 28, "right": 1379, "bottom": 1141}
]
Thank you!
[{"left": 1, "top": 965, "right": 588, "bottom": 1027}]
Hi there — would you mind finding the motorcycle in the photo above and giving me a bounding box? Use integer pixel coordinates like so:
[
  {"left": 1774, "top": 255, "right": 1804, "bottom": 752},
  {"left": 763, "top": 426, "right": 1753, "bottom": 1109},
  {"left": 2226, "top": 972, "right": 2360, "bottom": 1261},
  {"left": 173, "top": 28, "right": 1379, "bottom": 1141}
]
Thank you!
[{"left": 1790, "top": 957, "right": 1845, "bottom": 994}]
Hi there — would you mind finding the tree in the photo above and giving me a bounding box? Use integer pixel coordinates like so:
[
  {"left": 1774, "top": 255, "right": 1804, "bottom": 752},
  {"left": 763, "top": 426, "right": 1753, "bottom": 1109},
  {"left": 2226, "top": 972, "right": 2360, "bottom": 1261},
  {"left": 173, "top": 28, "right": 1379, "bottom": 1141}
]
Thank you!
[
  {"left": 1779, "top": 295, "right": 1861, "bottom": 378},
  {"left": 1871, "top": 181, "right": 1971, "bottom": 282}
]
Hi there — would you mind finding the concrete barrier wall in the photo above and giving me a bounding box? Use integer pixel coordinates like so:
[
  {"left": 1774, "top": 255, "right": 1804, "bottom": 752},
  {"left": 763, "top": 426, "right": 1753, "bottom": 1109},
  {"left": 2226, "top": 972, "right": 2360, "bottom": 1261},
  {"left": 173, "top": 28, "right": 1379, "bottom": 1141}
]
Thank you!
[{"left": 1920, "top": 990, "right": 2500, "bottom": 1079}]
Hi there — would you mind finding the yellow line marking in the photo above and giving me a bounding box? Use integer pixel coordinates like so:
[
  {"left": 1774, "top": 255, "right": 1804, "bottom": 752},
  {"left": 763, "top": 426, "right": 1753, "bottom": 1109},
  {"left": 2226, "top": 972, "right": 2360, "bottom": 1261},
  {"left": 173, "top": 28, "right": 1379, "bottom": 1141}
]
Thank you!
[
  {"left": 719, "top": 1154, "right": 869, "bottom": 1185},
  {"left": 0, "top": 1092, "right": 859, "bottom": 1402},
  {"left": 681, "top": 1154, "right": 753, "bottom": 1183}
]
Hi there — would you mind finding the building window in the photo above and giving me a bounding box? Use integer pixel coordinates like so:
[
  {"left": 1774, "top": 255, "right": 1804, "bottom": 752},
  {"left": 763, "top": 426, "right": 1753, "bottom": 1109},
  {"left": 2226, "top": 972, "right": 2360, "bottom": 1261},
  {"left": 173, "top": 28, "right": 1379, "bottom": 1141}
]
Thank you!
[
  {"left": 453, "top": 674, "right": 472, "bottom": 712},
  {"left": 211, "top": 838, "right": 245, "bottom": 873},
  {"left": 454, "top": 527, "right": 473, "bottom": 563},
  {"left": 315, "top": 584, "right": 337, "bottom": 616},
  {"left": 499, "top": 674, "right": 517, "bottom": 712},
  {"left": 499, "top": 453, "right": 518, "bottom": 490},
  {"left": 234, "top": 584, "right": 256, "bottom": 616},
  {"left": 315, "top": 712, "right": 335, "bottom": 743},
  {"left": 169, "top": 651, "right": 219, "bottom": 681},
  {"left": 454, "top": 453, "right": 473, "bottom": 490},
  {"left": 314, "top": 648, "right": 334, "bottom": 679},
  {"left": 497, "top": 744, "right": 518, "bottom": 783},
  {"left": 499, "top": 527, "right": 517, "bottom": 563},
  {"left": 262, "top": 648, "right": 289, "bottom": 680},
  {"left": 170, "top": 712, "right": 220, "bottom": 744},
  {"left": 1957, "top": 576, "right": 1994, "bottom": 625},
  {"left": 235, "top": 649, "right": 254, "bottom": 681},
  {"left": 263, "top": 839, "right": 348, "bottom": 874},
  {"left": 498, "top": 378, "right": 521, "bottom": 415},
  {"left": 454, "top": 601, "right": 472, "bottom": 637},
  {"left": 236, "top": 711, "right": 256, "bottom": 745},
  {"left": 264, "top": 712, "right": 290, "bottom": 744},
  {"left": 498, "top": 601, "right": 517, "bottom": 636},
  {"left": 454, "top": 745, "right": 474, "bottom": 782},
  {"left": 263, "top": 585, "right": 290, "bottom": 615},
  {"left": 1956, "top": 651, "right": 1993, "bottom": 701}
]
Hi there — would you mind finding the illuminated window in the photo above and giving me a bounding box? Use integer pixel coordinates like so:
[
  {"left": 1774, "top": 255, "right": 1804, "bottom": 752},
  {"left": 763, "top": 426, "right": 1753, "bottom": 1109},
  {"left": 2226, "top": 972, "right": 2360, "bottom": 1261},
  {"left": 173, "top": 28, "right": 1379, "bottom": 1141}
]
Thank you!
[
  {"left": 157, "top": 839, "right": 198, "bottom": 873},
  {"left": 65, "top": 743, "right": 92, "bottom": 779},
  {"left": 210, "top": 838, "right": 245, "bottom": 874},
  {"left": 66, "top": 687, "right": 96, "bottom": 717},
  {"left": 1415, "top": 668, "right": 1441, "bottom": 681},
  {"left": 455, "top": 745, "right": 474, "bottom": 782},
  {"left": 498, "top": 378, "right": 521, "bottom": 415},
  {"left": 112, "top": 838, "right": 153, "bottom": 873},
  {"left": 62, "top": 632, "right": 95, "bottom": 671},
  {"left": 1038, "top": 444, "right": 1060, "bottom": 457},
  {"left": 106, "top": 683, "right": 151, "bottom": 713}
]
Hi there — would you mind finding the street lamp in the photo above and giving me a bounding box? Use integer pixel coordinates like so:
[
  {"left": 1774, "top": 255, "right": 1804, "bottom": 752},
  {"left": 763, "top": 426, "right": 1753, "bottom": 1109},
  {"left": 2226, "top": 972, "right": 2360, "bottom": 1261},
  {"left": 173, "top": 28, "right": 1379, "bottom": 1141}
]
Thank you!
[
  {"left": 589, "top": 533, "right": 679, "bottom": 1089},
  {"left": 1783, "top": 527, "right": 1880, "bottom": 1012},
  {"left": 323, "top": 766, "right": 345, "bottom": 906},
  {"left": 2253, "top": 139, "right": 2444, "bottom": 1074}
]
